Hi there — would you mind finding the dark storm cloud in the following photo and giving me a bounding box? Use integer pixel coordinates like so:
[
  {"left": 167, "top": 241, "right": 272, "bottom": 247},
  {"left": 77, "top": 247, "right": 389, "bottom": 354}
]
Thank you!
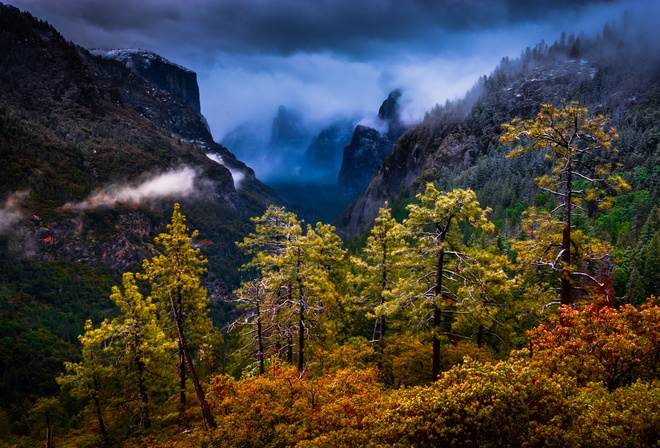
[
  {"left": 10, "top": 0, "right": 616, "bottom": 56},
  {"left": 6, "top": 0, "right": 648, "bottom": 166}
]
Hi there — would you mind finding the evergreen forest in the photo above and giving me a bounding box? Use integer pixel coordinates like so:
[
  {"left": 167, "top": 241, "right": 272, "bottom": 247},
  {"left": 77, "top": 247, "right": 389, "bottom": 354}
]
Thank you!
[{"left": 2, "top": 5, "right": 660, "bottom": 448}]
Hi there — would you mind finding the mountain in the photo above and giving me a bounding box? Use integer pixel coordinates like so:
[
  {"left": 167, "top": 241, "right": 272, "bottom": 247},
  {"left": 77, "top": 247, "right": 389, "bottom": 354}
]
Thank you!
[
  {"left": 0, "top": 2, "right": 289, "bottom": 407},
  {"left": 337, "top": 125, "right": 394, "bottom": 196},
  {"left": 377, "top": 89, "right": 407, "bottom": 140},
  {"left": 92, "top": 48, "right": 202, "bottom": 115},
  {"left": 300, "top": 120, "right": 354, "bottom": 181},
  {"left": 337, "top": 89, "right": 407, "bottom": 197},
  {"left": 221, "top": 105, "right": 316, "bottom": 182},
  {"left": 336, "top": 24, "right": 660, "bottom": 240},
  {"left": 270, "top": 105, "right": 308, "bottom": 150},
  {"left": 0, "top": 3, "right": 280, "bottom": 274}
]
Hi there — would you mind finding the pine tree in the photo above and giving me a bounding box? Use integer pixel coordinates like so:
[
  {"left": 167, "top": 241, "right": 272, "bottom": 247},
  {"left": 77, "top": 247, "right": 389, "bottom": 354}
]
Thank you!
[
  {"left": 351, "top": 205, "right": 410, "bottom": 342},
  {"left": 236, "top": 206, "right": 303, "bottom": 364},
  {"left": 501, "top": 101, "right": 629, "bottom": 305},
  {"left": 235, "top": 206, "right": 346, "bottom": 371},
  {"left": 140, "top": 204, "right": 216, "bottom": 429},
  {"left": 230, "top": 278, "right": 273, "bottom": 375},
  {"left": 390, "top": 185, "right": 499, "bottom": 381},
  {"left": 101, "top": 272, "right": 175, "bottom": 430},
  {"left": 57, "top": 320, "right": 111, "bottom": 444}
]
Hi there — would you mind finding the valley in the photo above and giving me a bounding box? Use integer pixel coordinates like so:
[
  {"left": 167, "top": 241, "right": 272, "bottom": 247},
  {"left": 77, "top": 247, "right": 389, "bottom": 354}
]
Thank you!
[{"left": 1, "top": 2, "right": 660, "bottom": 446}]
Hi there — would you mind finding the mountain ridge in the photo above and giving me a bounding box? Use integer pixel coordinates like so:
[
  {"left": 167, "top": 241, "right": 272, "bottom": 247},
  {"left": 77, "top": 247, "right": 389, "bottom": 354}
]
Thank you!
[
  {"left": 335, "top": 22, "right": 660, "bottom": 240},
  {"left": 0, "top": 2, "right": 281, "bottom": 274}
]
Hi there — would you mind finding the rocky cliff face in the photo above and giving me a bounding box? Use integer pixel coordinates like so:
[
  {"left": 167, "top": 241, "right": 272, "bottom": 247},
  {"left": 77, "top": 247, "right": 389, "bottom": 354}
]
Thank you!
[
  {"left": 0, "top": 4, "right": 280, "bottom": 273},
  {"left": 337, "top": 90, "right": 407, "bottom": 198},
  {"left": 92, "top": 51, "right": 261, "bottom": 189},
  {"left": 17, "top": 210, "right": 153, "bottom": 270},
  {"left": 301, "top": 121, "right": 354, "bottom": 179},
  {"left": 337, "top": 125, "right": 395, "bottom": 196},
  {"left": 335, "top": 26, "right": 660, "bottom": 240},
  {"left": 378, "top": 89, "right": 407, "bottom": 140},
  {"left": 95, "top": 49, "right": 202, "bottom": 115}
]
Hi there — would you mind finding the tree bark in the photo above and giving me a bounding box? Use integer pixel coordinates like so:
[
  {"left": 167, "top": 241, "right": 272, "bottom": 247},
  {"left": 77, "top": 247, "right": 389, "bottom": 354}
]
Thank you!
[
  {"left": 173, "top": 289, "right": 216, "bottom": 430},
  {"left": 433, "top": 249, "right": 445, "bottom": 382},
  {"left": 135, "top": 332, "right": 151, "bottom": 429},
  {"left": 92, "top": 372, "right": 109, "bottom": 443},
  {"left": 256, "top": 295, "right": 265, "bottom": 375},
  {"left": 380, "top": 239, "right": 388, "bottom": 341},
  {"left": 561, "top": 168, "right": 573, "bottom": 306},
  {"left": 45, "top": 410, "right": 53, "bottom": 448},
  {"left": 178, "top": 341, "right": 186, "bottom": 408},
  {"left": 297, "top": 285, "right": 305, "bottom": 372},
  {"left": 296, "top": 246, "right": 305, "bottom": 372}
]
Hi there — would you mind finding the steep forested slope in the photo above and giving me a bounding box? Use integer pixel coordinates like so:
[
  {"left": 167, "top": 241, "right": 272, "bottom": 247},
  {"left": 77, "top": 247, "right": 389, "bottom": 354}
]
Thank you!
[
  {"left": 0, "top": 2, "right": 281, "bottom": 413},
  {"left": 337, "top": 22, "right": 660, "bottom": 244},
  {"left": 0, "top": 3, "right": 281, "bottom": 272}
]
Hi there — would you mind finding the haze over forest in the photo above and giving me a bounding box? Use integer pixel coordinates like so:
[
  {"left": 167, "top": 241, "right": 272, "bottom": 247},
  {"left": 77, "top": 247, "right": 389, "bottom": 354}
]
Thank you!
[{"left": 9, "top": 0, "right": 658, "bottom": 154}]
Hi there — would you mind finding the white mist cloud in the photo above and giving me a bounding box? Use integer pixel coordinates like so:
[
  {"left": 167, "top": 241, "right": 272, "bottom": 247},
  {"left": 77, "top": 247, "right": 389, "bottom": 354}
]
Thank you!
[
  {"left": 205, "top": 153, "right": 245, "bottom": 189},
  {"left": 62, "top": 167, "right": 199, "bottom": 211},
  {"left": 0, "top": 191, "right": 29, "bottom": 233},
  {"left": 357, "top": 115, "right": 389, "bottom": 134},
  {"left": 198, "top": 52, "right": 382, "bottom": 140},
  {"left": 10, "top": 0, "right": 656, "bottom": 169}
]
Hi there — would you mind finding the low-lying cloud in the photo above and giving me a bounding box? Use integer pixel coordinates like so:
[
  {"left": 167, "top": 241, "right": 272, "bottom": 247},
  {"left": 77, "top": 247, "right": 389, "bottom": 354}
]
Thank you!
[
  {"left": 0, "top": 191, "right": 28, "bottom": 233},
  {"left": 205, "top": 153, "right": 245, "bottom": 189},
  {"left": 62, "top": 167, "right": 199, "bottom": 211},
  {"left": 9, "top": 0, "right": 660, "bottom": 171}
]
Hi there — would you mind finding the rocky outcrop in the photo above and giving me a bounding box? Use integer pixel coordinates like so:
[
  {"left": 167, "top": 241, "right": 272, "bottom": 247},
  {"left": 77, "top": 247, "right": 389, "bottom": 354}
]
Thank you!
[
  {"left": 95, "top": 49, "right": 202, "bottom": 114},
  {"left": 337, "top": 90, "right": 408, "bottom": 197},
  {"left": 17, "top": 210, "right": 153, "bottom": 270},
  {"left": 301, "top": 121, "right": 354, "bottom": 177},
  {"left": 270, "top": 105, "right": 308, "bottom": 149},
  {"left": 334, "top": 44, "right": 634, "bottom": 241},
  {"left": 0, "top": 4, "right": 282, "bottom": 273},
  {"left": 91, "top": 49, "right": 271, "bottom": 203},
  {"left": 378, "top": 89, "right": 407, "bottom": 140},
  {"left": 337, "top": 126, "right": 395, "bottom": 196},
  {"left": 334, "top": 100, "right": 470, "bottom": 240}
]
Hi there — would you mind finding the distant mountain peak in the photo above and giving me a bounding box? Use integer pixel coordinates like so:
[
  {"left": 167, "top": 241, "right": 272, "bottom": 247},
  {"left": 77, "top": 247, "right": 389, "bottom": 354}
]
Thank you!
[
  {"left": 92, "top": 48, "right": 202, "bottom": 114},
  {"left": 378, "top": 89, "right": 402, "bottom": 123}
]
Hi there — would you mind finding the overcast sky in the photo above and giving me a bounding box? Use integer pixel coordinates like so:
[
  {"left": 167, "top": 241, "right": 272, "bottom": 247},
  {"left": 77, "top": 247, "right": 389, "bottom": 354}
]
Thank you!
[{"left": 6, "top": 0, "right": 652, "bottom": 140}]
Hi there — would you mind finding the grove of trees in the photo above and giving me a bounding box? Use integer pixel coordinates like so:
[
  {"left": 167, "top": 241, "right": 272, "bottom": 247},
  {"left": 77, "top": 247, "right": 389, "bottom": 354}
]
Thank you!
[{"left": 7, "top": 101, "right": 660, "bottom": 447}]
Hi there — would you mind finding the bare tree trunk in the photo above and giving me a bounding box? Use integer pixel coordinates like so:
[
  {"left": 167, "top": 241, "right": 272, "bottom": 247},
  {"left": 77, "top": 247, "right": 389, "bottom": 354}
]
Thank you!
[
  {"left": 561, "top": 169, "right": 573, "bottom": 306},
  {"left": 172, "top": 288, "right": 216, "bottom": 430},
  {"left": 296, "top": 246, "right": 305, "bottom": 371},
  {"left": 135, "top": 333, "right": 151, "bottom": 429},
  {"left": 45, "top": 410, "right": 53, "bottom": 448},
  {"left": 380, "top": 239, "right": 388, "bottom": 341},
  {"left": 178, "top": 340, "right": 186, "bottom": 408},
  {"left": 297, "top": 285, "right": 305, "bottom": 371},
  {"left": 286, "top": 333, "right": 293, "bottom": 364},
  {"left": 46, "top": 425, "right": 53, "bottom": 448},
  {"left": 286, "top": 285, "right": 294, "bottom": 364},
  {"left": 256, "top": 297, "right": 265, "bottom": 375},
  {"left": 92, "top": 373, "right": 109, "bottom": 443},
  {"left": 433, "top": 249, "right": 445, "bottom": 382}
]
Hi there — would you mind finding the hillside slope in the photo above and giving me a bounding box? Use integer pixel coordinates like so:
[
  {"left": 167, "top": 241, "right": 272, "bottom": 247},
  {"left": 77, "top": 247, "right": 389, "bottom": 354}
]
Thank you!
[
  {"left": 0, "top": 3, "right": 280, "bottom": 276},
  {"left": 336, "top": 22, "right": 660, "bottom": 240}
]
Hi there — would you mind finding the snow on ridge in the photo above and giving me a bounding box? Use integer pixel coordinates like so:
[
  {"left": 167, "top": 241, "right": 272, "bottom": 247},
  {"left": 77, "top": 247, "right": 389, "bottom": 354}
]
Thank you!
[{"left": 89, "top": 48, "right": 194, "bottom": 74}]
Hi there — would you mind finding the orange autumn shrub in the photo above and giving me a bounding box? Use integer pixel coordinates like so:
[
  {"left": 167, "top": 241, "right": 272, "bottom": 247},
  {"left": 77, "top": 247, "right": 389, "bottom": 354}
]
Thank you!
[{"left": 516, "top": 298, "right": 660, "bottom": 390}]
